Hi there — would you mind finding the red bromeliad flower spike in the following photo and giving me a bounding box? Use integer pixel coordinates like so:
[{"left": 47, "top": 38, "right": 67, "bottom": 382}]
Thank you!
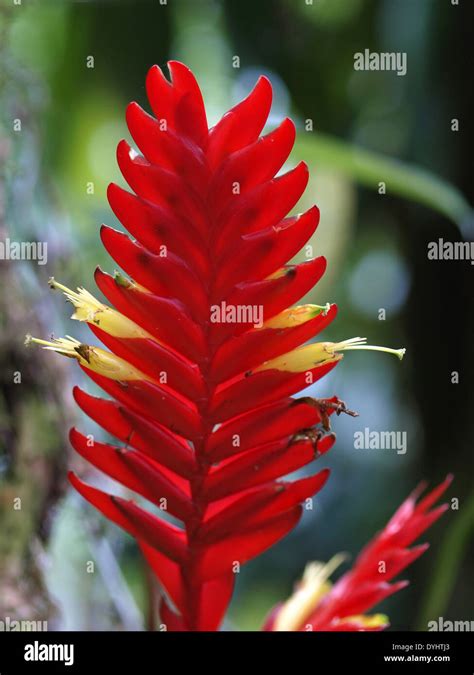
[
  {"left": 27, "top": 62, "right": 407, "bottom": 631},
  {"left": 264, "top": 475, "right": 453, "bottom": 631}
]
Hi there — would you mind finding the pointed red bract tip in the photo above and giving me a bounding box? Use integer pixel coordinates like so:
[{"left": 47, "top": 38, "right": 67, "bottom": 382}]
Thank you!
[{"left": 265, "top": 476, "right": 452, "bottom": 631}]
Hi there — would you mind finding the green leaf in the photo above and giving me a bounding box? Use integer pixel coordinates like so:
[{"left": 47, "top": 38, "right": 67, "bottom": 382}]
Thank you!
[
  {"left": 296, "top": 132, "right": 473, "bottom": 233},
  {"left": 416, "top": 490, "right": 474, "bottom": 629}
]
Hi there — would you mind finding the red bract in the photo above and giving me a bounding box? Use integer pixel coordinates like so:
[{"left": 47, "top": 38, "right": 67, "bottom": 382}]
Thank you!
[
  {"left": 264, "top": 476, "right": 453, "bottom": 631},
  {"left": 28, "top": 61, "right": 407, "bottom": 631}
]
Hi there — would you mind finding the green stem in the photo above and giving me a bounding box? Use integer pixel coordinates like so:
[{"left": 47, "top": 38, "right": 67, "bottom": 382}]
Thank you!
[{"left": 416, "top": 490, "right": 474, "bottom": 629}]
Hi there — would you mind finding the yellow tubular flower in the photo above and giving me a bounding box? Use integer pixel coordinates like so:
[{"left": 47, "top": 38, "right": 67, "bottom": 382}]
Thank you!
[
  {"left": 339, "top": 614, "right": 389, "bottom": 629},
  {"left": 273, "top": 554, "right": 347, "bottom": 631},
  {"left": 48, "top": 278, "right": 152, "bottom": 340},
  {"left": 25, "top": 335, "right": 152, "bottom": 382},
  {"left": 273, "top": 555, "right": 388, "bottom": 631},
  {"left": 262, "top": 303, "right": 332, "bottom": 330},
  {"left": 254, "top": 337, "right": 406, "bottom": 373}
]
